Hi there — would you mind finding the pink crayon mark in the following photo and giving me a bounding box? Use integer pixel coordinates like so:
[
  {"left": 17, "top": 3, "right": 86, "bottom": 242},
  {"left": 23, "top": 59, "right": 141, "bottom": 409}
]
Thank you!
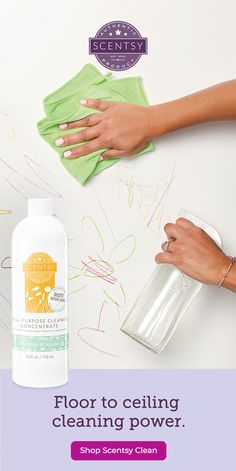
[
  {"left": 97, "top": 300, "right": 106, "bottom": 332},
  {"left": 92, "top": 256, "right": 117, "bottom": 283},
  {"left": 77, "top": 300, "right": 123, "bottom": 359},
  {"left": 77, "top": 327, "right": 122, "bottom": 359},
  {"left": 82, "top": 257, "right": 117, "bottom": 284}
]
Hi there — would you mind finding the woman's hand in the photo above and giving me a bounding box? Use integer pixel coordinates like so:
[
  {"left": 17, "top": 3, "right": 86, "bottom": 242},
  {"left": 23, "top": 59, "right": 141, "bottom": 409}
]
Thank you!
[
  {"left": 55, "top": 99, "right": 153, "bottom": 160},
  {"left": 55, "top": 80, "right": 236, "bottom": 160},
  {"left": 155, "top": 217, "right": 230, "bottom": 285}
]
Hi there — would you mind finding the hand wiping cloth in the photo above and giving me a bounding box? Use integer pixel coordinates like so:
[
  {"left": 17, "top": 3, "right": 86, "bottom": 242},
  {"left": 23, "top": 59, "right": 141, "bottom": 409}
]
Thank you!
[{"left": 37, "top": 63, "right": 153, "bottom": 184}]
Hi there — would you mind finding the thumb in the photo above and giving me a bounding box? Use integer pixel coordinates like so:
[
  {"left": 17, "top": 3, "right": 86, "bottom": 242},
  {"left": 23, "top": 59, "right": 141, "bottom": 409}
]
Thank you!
[{"left": 155, "top": 252, "right": 174, "bottom": 264}]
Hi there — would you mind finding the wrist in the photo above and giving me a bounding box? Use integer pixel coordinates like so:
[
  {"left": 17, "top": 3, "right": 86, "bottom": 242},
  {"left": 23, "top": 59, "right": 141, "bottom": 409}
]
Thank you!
[
  {"left": 145, "top": 104, "right": 172, "bottom": 139},
  {"left": 145, "top": 101, "right": 190, "bottom": 139}
]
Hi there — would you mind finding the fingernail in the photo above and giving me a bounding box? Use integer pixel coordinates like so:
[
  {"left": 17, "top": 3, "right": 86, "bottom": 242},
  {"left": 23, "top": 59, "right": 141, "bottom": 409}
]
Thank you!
[
  {"left": 64, "top": 150, "right": 72, "bottom": 158},
  {"left": 98, "top": 155, "right": 104, "bottom": 161},
  {"left": 55, "top": 137, "right": 64, "bottom": 146},
  {"left": 80, "top": 99, "right": 87, "bottom": 105},
  {"left": 59, "top": 123, "right": 67, "bottom": 130}
]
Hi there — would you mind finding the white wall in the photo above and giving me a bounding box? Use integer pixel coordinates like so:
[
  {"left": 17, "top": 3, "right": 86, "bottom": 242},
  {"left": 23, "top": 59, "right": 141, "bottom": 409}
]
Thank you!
[{"left": 0, "top": 0, "right": 236, "bottom": 368}]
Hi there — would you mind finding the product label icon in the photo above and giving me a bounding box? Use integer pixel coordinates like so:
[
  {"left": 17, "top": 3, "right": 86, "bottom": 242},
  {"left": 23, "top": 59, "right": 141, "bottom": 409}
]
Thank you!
[
  {"left": 48, "top": 286, "right": 65, "bottom": 312},
  {"left": 23, "top": 252, "right": 57, "bottom": 313},
  {"left": 89, "top": 20, "right": 148, "bottom": 70}
]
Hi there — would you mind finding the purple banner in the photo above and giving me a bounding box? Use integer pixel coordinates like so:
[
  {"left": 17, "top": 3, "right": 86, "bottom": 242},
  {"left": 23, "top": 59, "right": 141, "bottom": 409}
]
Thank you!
[
  {"left": 89, "top": 38, "right": 148, "bottom": 54},
  {"left": 1, "top": 369, "right": 236, "bottom": 469}
]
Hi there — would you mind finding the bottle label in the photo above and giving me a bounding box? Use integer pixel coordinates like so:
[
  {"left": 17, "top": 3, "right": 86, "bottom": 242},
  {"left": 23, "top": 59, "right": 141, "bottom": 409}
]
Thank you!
[
  {"left": 12, "top": 251, "right": 67, "bottom": 358},
  {"left": 13, "top": 333, "right": 69, "bottom": 352},
  {"left": 23, "top": 252, "right": 57, "bottom": 313}
]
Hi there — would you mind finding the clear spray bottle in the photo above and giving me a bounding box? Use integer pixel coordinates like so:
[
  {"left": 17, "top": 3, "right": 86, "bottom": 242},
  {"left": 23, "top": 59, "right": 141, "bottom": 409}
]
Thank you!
[{"left": 121, "top": 210, "right": 222, "bottom": 353}]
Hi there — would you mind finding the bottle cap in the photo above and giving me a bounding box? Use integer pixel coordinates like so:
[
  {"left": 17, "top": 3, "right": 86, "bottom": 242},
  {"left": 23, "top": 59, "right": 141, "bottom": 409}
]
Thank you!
[{"left": 28, "top": 198, "right": 53, "bottom": 216}]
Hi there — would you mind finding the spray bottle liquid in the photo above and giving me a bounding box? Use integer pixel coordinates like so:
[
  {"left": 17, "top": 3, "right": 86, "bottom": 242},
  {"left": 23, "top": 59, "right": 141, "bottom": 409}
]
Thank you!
[
  {"left": 12, "top": 198, "right": 68, "bottom": 387},
  {"left": 121, "top": 210, "right": 222, "bottom": 353}
]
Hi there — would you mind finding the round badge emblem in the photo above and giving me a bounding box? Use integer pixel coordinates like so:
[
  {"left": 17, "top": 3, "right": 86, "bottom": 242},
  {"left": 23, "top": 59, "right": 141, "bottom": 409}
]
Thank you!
[
  {"left": 89, "top": 21, "right": 148, "bottom": 71},
  {"left": 48, "top": 286, "right": 66, "bottom": 312}
]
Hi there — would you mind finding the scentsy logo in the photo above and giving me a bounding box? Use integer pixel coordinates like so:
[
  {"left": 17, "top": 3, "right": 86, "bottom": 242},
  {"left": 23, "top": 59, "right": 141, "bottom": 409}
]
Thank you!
[{"left": 89, "top": 20, "right": 148, "bottom": 71}]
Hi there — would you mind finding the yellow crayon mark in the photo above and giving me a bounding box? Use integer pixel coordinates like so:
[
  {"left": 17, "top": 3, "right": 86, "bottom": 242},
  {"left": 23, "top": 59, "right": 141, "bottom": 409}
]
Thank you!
[
  {"left": 102, "top": 283, "right": 126, "bottom": 308},
  {"left": 0, "top": 209, "right": 11, "bottom": 215}
]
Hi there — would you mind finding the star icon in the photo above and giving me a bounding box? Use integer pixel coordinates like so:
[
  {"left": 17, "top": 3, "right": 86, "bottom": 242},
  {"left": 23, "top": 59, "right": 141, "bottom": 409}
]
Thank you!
[{"left": 115, "top": 29, "right": 121, "bottom": 36}]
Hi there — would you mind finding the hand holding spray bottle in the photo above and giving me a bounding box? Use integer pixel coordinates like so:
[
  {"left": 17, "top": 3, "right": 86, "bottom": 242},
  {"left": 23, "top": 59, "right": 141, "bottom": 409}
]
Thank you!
[{"left": 121, "top": 210, "right": 222, "bottom": 352}]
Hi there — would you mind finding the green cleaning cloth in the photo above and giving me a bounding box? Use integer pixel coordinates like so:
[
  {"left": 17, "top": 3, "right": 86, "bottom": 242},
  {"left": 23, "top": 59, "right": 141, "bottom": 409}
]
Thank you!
[{"left": 37, "top": 63, "right": 153, "bottom": 184}]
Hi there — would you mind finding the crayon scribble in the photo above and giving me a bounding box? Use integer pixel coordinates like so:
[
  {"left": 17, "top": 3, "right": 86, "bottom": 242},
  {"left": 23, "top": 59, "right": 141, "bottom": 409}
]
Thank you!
[
  {"left": 115, "top": 160, "right": 177, "bottom": 236},
  {"left": 70, "top": 198, "right": 136, "bottom": 358},
  {"left": 147, "top": 160, "right": 176, "bottom": 229},
  {"left": 1, "top": 257, "right": 11, "bottom": 269},
  {"left": 4, "top": 128, "right": 16, "bottom": 138},
  {"left": 77, "top": 300, "right": 123, "bottom": 359},
  {"left": 0, "top": 155, "right": 65, "bottom": 199},
  {"left": 69, "top": 216, "right": 135, "bottom": 309},
  {"left": 0, "top": 209, "right": 11, "bottom": 215},
  {"left": 0, "top": 291, "right": 11, "bottom": 331}
]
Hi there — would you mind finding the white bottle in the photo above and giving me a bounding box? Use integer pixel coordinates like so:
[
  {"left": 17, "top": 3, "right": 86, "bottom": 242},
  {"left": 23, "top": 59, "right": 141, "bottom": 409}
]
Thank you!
[
  {"left": 121, "top": 210, "right": 222, "bottom": 353},
  {"left": 12, "top": 198, "right": 68, "bottom": 387}
]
